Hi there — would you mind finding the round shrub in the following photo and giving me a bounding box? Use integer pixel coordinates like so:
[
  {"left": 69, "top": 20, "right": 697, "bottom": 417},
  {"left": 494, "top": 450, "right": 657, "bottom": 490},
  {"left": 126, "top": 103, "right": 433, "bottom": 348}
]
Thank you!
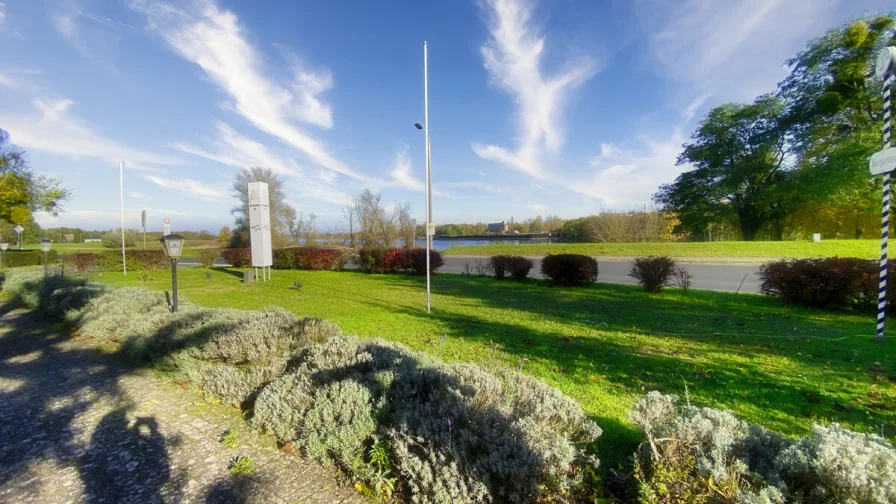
[
  {"left": 221, "top": 248, "right": 252, "bottom": 268},
  {"left": 629, "top": 256, "right": 677, "bottom": 293},
  {"left": 489, "top": 255, "right": 512, "bottom": 280},
  {"left": 197, "top": 248, "right": 220, "bottom": 268},
  {"left": 540, "top": 254, "right": 598, "bottom": 287}
]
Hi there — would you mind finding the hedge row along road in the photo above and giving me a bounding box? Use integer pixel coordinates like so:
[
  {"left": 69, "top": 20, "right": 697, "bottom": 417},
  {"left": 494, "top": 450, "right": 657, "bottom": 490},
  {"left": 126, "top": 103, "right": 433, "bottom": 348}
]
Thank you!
[{"left": 178, "top": 256, "right": 764, "bottom": 292}]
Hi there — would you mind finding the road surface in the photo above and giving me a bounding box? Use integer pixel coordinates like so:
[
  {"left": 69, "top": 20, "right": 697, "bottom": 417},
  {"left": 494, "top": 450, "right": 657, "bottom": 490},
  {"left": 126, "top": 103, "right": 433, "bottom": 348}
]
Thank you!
[{"left": 180, "top": 256, "right": 763, "bottom": 293}]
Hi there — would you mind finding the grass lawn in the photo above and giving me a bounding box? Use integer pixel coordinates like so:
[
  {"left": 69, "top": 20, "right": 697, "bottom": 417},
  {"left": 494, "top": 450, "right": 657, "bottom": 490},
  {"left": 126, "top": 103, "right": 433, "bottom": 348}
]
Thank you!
[
  {"left": 441, "top": 239, "right": 880, "bottom": 259},
  {"left": 51, "top": 239, "right": 223, "bottom": 258},
  {"left": 93, "top": 267, "right": 896, "bottom": 465}
]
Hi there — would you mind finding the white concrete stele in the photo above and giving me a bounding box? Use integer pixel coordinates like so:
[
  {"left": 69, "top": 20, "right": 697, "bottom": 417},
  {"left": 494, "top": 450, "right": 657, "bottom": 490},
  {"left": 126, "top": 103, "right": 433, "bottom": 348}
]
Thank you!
[{"left": 248, "top": 182, "right": 273, "bottom": 269}]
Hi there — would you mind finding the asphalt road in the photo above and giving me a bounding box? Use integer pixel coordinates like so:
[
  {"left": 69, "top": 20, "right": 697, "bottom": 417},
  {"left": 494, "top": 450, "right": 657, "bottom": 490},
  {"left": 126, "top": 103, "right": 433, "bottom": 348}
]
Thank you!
[{"left": 180, "top": 256, "right": 763, "bottom": 293}]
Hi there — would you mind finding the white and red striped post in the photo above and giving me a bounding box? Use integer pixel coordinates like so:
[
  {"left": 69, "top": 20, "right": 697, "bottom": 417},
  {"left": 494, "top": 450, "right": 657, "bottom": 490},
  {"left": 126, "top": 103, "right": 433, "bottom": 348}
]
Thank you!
[{"left": 876, "top": 47, "right": 895, "bottom": 340}]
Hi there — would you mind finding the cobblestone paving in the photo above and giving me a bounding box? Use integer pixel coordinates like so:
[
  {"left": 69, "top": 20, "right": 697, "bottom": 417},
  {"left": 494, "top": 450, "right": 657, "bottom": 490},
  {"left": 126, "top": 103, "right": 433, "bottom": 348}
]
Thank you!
[{"left": 0, "top": 305, "right": 363, "bottom": 504}]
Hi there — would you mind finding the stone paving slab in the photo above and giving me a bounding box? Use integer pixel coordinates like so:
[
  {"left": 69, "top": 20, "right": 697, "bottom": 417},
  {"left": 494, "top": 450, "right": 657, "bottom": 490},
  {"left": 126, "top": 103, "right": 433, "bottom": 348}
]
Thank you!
[{"left": 0, "top": 305, "right": 363, "bottom": 504}]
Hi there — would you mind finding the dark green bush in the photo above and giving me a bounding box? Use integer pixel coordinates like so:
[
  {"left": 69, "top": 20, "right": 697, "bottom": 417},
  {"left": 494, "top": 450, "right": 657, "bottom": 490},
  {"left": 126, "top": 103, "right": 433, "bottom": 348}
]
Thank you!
[
  {"left": 358, "top": 247, "right": 388, "bottom": 273},
  {"left": 197, "top": 248, "right": 220, "bottom": 268},
  {"left": 4, "top": 249, "right": 58, "bottom": 267},
  {"left": 629, "top": 256, "right": 677, "bottom": 293},
  {"left": 540, "top": 254, "right": 598, "bottom": 287}
]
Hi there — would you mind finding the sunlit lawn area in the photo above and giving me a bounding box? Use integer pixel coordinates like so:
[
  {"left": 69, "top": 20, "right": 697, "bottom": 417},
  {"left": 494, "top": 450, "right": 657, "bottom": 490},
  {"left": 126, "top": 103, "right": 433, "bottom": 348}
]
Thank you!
[
  {"left": 442, "top": 239, "right": 879, "bottom": 259},
  {"left": 94, "top": 267, "right": 896, "bottom": 464},
  {"left": 51, "top": 239, "right": 222, "bottom": 258}
]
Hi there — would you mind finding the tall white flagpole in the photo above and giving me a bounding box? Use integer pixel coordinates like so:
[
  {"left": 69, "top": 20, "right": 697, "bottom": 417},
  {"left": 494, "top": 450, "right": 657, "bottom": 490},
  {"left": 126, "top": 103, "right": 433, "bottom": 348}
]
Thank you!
[
  {"left": 423, "top": 41, "right": 431, "bottom": 314},
  {"left": 120, "top": 160, "right": 127, "bottom": 275}
]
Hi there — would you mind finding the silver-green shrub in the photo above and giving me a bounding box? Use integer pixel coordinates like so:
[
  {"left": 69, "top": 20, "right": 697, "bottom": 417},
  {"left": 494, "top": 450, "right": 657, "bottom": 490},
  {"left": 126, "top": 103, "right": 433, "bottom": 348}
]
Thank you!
[
  {"left": 630, "top": 392, "right": 896, "bottom": 504},
  {"left": 772, "top": 423, "right": 896, "bottom": 504},
  {"left": 253, "top": 336, "right": 602, "bottom": 503},
  {"left": 3, "top": 269, "right": 46, "bottom": 307},
  {"left": 78, "top": 288, "right": 173, "bottom": 342}
]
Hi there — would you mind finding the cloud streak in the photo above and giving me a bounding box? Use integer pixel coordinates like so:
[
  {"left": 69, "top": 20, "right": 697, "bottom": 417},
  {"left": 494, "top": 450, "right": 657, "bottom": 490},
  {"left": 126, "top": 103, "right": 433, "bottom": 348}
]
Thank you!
[
  {"left": 0, "top": 97, "right": 178, "bottom": 171},
  {"left": 129, "top": 0, "right": 363, "bottom": 179},
  {"left": 472, "top": 0, "right": 597, "bottom": 177},
  {"left": 144, "top": 174, "right": 228, "bottom": 201}
]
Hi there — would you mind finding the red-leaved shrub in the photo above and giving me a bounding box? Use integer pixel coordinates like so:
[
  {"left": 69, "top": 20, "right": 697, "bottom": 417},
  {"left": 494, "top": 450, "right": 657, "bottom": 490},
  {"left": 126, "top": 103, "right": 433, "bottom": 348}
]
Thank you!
[
  {"left": 222, "top": 248, "right": 252, "bottom": 268},
  {"left": 540, "top": 254, "right": 598, "bottom": 287},
  {"left": 384, "top": 248, "right": 415, "bottom": 273},
  {"left": 629, "top": 256, "right": 677, "bottom": 293},
  {"left": 65, "top": 253, "right": 102, "bottom": 272},
  {"left": 296, "top": 248, "right": 343, "bottom": 270},
  {"left": 489, "top": 255, "right": 534, "bottom": 281},
  {"left": 358, "top": 247, "right": 442, "bottom": 275},
  {"left": 759, "top": 257, "right": 896, "bottom": 312}
]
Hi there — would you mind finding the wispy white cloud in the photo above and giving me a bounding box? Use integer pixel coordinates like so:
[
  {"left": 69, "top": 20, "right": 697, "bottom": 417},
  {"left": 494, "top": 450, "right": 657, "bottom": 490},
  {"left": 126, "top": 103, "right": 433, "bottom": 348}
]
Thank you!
[
  {"left": 472, "top": 0, "right": 597, "bottom": 177},
  {"left": 0, "top": 2, "right": 6, "bottom": 31},
  {"left": 389, "top": 147, "right": 424, "bottom": 192},
  {"left": 0, "top": 72, "right": 14, "bottom": 88},
  {"left": 576, "top": 130, "right": 686, "bottom": 205},
  {"left": 0, "top": 97, "right": 178, "bottom": 170},
  {"left": 174, "top": 122, "right": 300, "bottom": 176},
  {"left": 130, "top": 191, "right": 149, "bottom": 199},
  {"left": 637, "top": 0, "right": 844, "bottom": 104},
  {"left": 144, "top": 174, "right": 228, "bottom": 201},
  {"left": 129, "top": 0, "right": 362, "bottom": 179},
  {"left": 527, "top": 202, "right": 548, "bottom": 212}
]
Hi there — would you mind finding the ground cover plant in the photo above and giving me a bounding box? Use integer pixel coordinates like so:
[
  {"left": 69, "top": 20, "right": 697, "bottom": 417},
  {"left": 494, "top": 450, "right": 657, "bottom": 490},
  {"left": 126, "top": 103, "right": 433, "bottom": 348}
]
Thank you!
[
  {"left": 4, "top": 269, "right": 604, "bottom": 503},
  {"left": 441, "top": 239, "right": 879, "bottom": 260},
  {"left": 84, "top": 267, "right": 896, "bottom": 471}
]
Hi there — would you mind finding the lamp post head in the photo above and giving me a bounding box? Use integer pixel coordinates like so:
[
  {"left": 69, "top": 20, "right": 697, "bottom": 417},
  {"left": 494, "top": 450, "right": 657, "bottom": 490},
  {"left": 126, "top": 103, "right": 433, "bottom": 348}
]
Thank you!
[
  {"left": 159, "top": 233, "right": 186, "bottom": 260},
  {"left": 40, "top": 236, "right": 52, "bottom": 253},
  {"left": 875, "top": 47, "right": 896, "bottom": 80},
  {"left": 0, "top": 242, "right": 7, "bottom": 252},
  {"left": 414, "top": 123, "right": 423, "bottom": 130}
]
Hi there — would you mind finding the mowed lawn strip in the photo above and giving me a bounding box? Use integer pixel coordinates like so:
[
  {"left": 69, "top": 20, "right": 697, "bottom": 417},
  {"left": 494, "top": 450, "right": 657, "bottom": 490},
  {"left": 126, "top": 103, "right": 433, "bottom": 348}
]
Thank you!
[
  {"left": 95, "top": 268, "right": 896, "bottom": 464},
  {"left": 441, "top": 239, "right": 879, "bottom": 259}
]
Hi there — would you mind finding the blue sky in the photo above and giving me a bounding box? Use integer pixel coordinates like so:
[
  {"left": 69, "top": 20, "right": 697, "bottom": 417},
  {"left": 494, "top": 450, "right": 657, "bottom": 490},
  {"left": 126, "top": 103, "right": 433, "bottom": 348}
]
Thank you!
[{"left": 0, "top": 0, "right": 890, "bottom": 232}]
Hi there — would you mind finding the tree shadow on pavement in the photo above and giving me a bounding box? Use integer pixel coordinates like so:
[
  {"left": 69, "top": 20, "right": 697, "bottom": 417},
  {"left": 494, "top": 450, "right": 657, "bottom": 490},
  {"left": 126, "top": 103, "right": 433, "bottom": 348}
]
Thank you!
[{"left": 0, "top": 306, "right": 182, "bottom": 502}]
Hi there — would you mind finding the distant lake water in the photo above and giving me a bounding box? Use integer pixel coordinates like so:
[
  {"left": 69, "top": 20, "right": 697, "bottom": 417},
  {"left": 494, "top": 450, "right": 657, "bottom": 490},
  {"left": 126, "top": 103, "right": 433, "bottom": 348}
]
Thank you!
[{"left": 417, "top": 237, "right": 564, "bottom": 251}]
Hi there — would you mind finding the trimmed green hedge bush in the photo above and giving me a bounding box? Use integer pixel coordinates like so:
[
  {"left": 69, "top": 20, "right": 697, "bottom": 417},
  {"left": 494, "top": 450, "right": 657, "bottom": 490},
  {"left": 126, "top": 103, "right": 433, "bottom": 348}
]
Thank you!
[{"left": 3, "top": 249, "right": 58, "bottom": 267}]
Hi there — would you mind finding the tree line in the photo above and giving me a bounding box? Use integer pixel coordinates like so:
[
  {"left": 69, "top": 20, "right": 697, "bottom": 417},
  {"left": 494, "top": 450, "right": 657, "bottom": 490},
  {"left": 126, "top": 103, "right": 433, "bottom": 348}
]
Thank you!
[{"left": 656, "top": 15, "right": 896, "bottom": 241}]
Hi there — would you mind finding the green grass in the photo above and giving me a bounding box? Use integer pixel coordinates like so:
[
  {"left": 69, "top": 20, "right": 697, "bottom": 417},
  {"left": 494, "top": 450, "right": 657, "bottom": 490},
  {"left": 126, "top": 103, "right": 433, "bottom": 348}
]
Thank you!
[
  {"left": 94, "top": 267, "right": 896, "bottom": 464},
  {"left": 51, "top": 239, "right": 223, "bottom": 258},
  {"left": 441, "top": 239, "right": 879, "bottom": 260}
]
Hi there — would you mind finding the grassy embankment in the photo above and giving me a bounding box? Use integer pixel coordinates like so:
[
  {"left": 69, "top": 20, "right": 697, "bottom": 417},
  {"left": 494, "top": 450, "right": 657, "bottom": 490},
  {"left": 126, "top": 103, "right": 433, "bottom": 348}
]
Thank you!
[
  {"left": 94, "top": 266, "right": 896, "bottom": 463},
  {"left": 440, "top": 239, "right": 879, "bottom": 260},
  {"left": 50, "top": 239, "right": 222, "bottom": 259}
]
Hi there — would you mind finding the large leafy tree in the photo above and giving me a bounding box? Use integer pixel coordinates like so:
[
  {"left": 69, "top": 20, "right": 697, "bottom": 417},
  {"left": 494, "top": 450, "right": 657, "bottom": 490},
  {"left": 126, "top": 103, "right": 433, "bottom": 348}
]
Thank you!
[
  {"left": 0, "top": 129, "right": 69, "bottom": 234},
  {"left": 779, "top": 16, "right": 895, "bottom": 237},
  {"left": 655, "top": 96, "right": 794, "bottom": 241}
]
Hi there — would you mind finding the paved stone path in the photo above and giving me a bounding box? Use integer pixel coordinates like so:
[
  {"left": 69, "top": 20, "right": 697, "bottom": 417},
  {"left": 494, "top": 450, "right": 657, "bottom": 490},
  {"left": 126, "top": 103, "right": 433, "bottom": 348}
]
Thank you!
[{"left": 0, "top": 304, "right": 363, "bottom": 504}]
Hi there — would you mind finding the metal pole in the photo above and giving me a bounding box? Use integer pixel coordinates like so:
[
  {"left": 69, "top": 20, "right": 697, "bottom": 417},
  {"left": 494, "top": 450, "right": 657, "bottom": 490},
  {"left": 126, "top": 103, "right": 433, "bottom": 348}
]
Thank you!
[
  {"left": 43, "top": 251, "right": 48, "bottom": 279},
  {"left": 172, "top": 259, "right": 178, "bottom": 313},
  {"left": 120, "top": 160, "right": 127, "bottom": 276},
  {"left": 424, "top": 41, "right": 431, "bottom": 314},
  {"left": 878, "top": 70, "right": 892, "bottom": 341}
]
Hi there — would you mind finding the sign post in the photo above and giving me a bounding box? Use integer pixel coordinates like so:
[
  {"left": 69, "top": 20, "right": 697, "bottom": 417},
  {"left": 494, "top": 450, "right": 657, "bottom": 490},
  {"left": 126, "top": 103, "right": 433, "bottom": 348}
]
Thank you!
[
  {"left": 163, "top": 217, "right": 171, "bottom": 236},
  {"left": 872, "top": 47, "right": 896, "bottom": 341},
  {"left": 142, "top": 210, "right": 147, "bottom": 249},
  {"left": 13, "top": 225, "right": 24, "bottom": 250},
  {"left": 248, "top": 182, "right": 273, "bottom": 281}
]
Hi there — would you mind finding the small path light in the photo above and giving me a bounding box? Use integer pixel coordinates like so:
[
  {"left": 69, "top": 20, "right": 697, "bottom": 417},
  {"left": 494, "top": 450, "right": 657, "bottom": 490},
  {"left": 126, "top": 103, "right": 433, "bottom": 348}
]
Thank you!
[
  {"left": 40, "top": 236, "right": 52, "bottom": 279},
  {"left": 0, "top": 241, "right": 7, "bottom": 269},
  {"left": 160, "top": 233, "right": 185, "bottom": 313}
]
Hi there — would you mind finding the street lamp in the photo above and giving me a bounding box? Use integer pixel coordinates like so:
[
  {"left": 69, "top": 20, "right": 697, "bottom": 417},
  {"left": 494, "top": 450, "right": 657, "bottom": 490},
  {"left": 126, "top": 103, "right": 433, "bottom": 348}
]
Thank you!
[
  {"left": 40, "top": 236, "right": 52, "bottom": 279},
  {"left": 0, "top": 241, "right": 7, "bottom": 269},
  {"left": 159, "top": 233, "right": 185, "bottom": 313},
  {"left": 415, "top": 41, "right": 434, "bottom": 314}
]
